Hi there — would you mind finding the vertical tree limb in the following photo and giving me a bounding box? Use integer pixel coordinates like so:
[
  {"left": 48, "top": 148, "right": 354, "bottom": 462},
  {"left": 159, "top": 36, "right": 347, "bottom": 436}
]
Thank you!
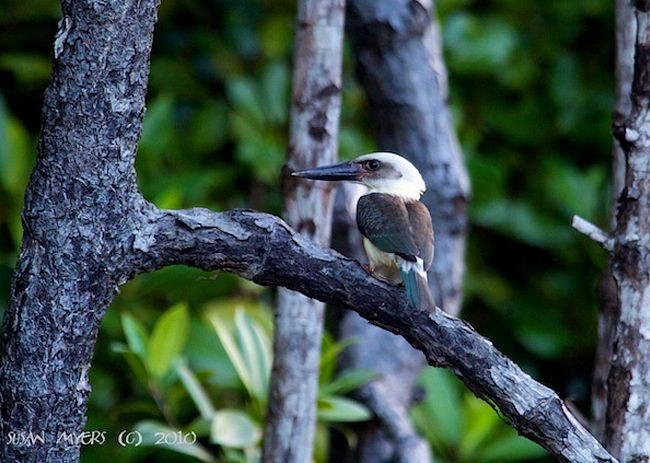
[
  {"left": 606, "top": 3, "right": 650, "bottom": 460},
  {"left": 261, "top": 0, "right": 345, "bottom": 461},
  {"left": 347, "top": 0, "right": 470, "bottom": 315},
  {"left": 0, "top": 1, "right": 159, "bottom": 461},
  {"left": 592, "top": 0, "right": 635, "bottom": 442},
  {"left": 340, "top": 0, "right": 468, "bottom": 459}
]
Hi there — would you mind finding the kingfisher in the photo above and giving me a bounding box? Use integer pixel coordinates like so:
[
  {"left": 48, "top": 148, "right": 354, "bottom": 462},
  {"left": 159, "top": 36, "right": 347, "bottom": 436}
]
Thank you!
[{"left": 292, "top": 152, "right": 435, "bottom": 311}]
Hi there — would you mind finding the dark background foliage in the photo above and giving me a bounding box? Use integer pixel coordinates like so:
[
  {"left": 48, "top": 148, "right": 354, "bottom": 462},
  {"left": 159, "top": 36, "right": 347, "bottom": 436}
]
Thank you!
[{"left": 0, "top": 0, "right": 613, "bottom": 461}]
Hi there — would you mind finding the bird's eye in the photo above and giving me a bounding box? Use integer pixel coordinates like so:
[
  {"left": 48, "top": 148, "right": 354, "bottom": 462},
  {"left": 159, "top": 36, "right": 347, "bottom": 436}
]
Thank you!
[{"left": 365, "top": 160, "right": 381, "bottom": 171}]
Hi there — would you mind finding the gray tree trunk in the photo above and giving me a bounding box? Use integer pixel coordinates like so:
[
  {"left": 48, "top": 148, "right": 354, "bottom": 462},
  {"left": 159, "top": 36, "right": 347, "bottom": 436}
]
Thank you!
[
  {"left": 0, "top": 1, "right": 159, "bottom": 461},
  {"left": 262, "top": 0, "right": 345, "bottom": 461},
  {"left": 347, "top": 0, "right": 469, "bottom": 316},
  {"left": 605, "top": 4, "right": 650, "bottom": 460},
  {"left": 340, "top": 0, "right": 469, "bottom": 460},
  {"left": 0, "top": 0, "right": 618, "bottom": 462},
  {"left": 591, "top": 0, "right": 635, "bottom": 441}
]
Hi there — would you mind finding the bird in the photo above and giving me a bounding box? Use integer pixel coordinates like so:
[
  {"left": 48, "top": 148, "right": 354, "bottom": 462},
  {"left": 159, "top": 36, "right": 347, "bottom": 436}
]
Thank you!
[{"left": 292, "top": 152, "right": 435, "bottom": 311}]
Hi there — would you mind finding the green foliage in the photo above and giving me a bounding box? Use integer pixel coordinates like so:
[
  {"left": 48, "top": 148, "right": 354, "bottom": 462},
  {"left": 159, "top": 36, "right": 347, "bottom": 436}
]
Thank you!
[
  {"left": 437, "top": 0, "right": 613, "bottom": 410},
  {"left": 148, "top": 303, "right": 190, "bottom": 378},
  {"left": 113, "top": 302, "right": 371, "bottom": 462},
  {"left": 207, "top": 307, "right": 272, "bottom": 412},
  {"left": 412, "top": 368, "right": 548, "bottom": 462},
  {"left": 211, "top": 409, "right": 262, "bottom": 450}
]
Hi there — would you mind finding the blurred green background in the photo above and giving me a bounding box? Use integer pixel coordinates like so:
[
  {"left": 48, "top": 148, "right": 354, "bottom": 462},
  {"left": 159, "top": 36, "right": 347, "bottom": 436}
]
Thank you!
[{"left": 0, "top": 0, "right": 613, "bottom": 461}]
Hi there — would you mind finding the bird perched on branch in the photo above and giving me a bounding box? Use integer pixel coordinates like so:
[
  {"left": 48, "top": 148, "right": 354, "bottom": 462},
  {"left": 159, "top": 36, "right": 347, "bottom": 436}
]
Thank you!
[{"left": 292, "top": 152, "right": 435, "bottom": 311}]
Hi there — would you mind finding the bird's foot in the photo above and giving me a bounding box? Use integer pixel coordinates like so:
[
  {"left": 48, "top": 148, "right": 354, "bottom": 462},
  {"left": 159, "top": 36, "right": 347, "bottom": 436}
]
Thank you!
[{"left": 362, "top": 263, "right": 375, "bottom": 274}]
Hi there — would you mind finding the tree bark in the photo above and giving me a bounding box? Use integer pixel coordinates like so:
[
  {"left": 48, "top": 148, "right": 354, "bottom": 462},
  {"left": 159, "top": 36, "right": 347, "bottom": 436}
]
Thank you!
[
  {"left": 605, "top": 4, "right": 650, "bottom": 460},
  {"left": 262, "top": 0, "right": 345, "bottom": 461},
  {"left": 341, "top": 0, "right": 468, "bottom": 460},
  {"left": 592, "top": 0, "right": 635, "bottom": 441},
  {"left": 0, "top": 1, "right": 159, "bottom": 461}
]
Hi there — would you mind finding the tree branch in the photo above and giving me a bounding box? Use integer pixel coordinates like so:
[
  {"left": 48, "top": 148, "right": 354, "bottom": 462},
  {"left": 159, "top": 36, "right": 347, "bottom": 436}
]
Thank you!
[
  {"left": 590, "top": 0, "right": 636, "bottom": 443},
  {"left": 571, "top": 215, "right": 614, "bottom": 252},
  {"left": 133, "top": 206, "right": 616, "bottom": 463}
]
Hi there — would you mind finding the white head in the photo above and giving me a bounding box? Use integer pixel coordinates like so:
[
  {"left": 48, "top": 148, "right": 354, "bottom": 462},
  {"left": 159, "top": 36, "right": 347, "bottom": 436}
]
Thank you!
[
  {"left": 353, "top": 152, "right": 426, "bottom": 199},
  {"left": 292, "top": 152, "right": 426, "bottom": 200}
]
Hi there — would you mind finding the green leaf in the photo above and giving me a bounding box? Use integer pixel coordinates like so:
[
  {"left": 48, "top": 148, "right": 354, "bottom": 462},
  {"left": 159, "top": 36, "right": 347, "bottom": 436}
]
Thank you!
[
  {"left": 185, "top": 318, "right": 239, "bottom": 388},
  {"left": 313, "top": 423, "right": 329, "bottom": 463},
  {"left": 319, "top": 335, "right": 358, "bottom": 384},
  {"left": 516, "top": 321, "right": 573, "bottom": 358},
  {"left": 140, "top": 94, "right": 175, "bottom": 157},
  {"left": 0, "top": 53, "right": 51, "bottom": 83},
  {"left": 319, "top": 369, "right": 377, "bottom": 396},
  {"left": 411, "top": 368, "right": 462, "bottom": 449},
  {"left": 234, "top": 309, "right": 271, "bottom": 400},
  {"left": 112, "top": 343, "right": 149, "bottom": 386},
  {"left": 444, "top": 13, "right": 518, "bottom": 74},
  {"left": 176, "top": 359, "right": 216, "bottom": 420},
  {"left": 542, "top": 157, "right": 607, "bottom": 219},
  {"left": 207, "top": 308, "right": 271, "bottom": 406},
  {"left": 479, "top": 431, "right": 548, "bottom": 462},
  {"left": 121, "top": 313, "right": 149, "bottom": 358},
  {"left": 185, "top": 417, "right": 212, "bottom": 438},
  {"left": 472, "top": 199, "right": 573, "bottom": 248},
  {"left": 260, "top": 62, "right": 289, "bottom": 124},
  {"left": 317, "top": 396, "right": 371, "bottom": 423},
  {"left": 147, "top": 302, "right": 189, "bottom": 378},
  {"left": 458, "top": 395, "right": 501, "bottom": 459},
  {"left": 0, "top": 95, "right": 31, "bottom": 197},
  {"left": 227, "top": 78, "right": 265, "bottom": 126},
  {"left": 260, "top": 15, "right": 293, "bottom": 58},
  {"left": 188, "top": 100, "right": 228, "bottom": 154},
  {"left": 211, "top": 409, "right": 262, "bottom": 449},
  {"left": 135, "top": 420, "right": 217, "bottom": 463}
]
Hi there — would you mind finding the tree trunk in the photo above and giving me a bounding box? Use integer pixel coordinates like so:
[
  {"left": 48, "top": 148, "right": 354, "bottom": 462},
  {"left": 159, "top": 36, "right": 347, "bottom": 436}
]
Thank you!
[
  {"left": 340, "top": 0, "right": 469, "bottom": 460},
  {"left": 0, "top": 1, "right": 159, "bottom": 461},
  {"left": 591, "top": 0, "right": 635, "bottom": 441},
  {"left": 262, "top": 0, "right": 345, "bottom": 461},
  {"left": 605, "top": 4, "right": 650, "bottom": 460},
  {"left": 347, "top": 0, "right": 470, "bottom": 316}
]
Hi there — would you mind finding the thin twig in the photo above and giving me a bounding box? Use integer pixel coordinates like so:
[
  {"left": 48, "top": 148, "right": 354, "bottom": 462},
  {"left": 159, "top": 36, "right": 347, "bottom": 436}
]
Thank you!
[{"left": 572, "top": 215, "right": 614, "bottom": 252}]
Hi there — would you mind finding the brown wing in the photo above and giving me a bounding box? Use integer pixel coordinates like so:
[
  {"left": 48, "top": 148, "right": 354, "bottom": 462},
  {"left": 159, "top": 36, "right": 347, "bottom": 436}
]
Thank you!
[
  {"left": 405, "top": 200, "right": 434, "bottom": 271},
  {"left": 357, "top": 193, "right": 433, "bottom": 268}
]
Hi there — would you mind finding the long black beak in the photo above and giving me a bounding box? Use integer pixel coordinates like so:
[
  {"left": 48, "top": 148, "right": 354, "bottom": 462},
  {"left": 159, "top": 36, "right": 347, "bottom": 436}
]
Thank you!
[{"left": 291, "top": 161, "right": 362, "bottom": 181}]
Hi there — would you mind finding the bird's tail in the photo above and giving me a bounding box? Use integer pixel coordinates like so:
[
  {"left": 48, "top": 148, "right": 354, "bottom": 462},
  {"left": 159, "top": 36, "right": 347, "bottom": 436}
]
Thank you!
[{"left": 399, "top": 258, "right": 436, "bottom": 312}]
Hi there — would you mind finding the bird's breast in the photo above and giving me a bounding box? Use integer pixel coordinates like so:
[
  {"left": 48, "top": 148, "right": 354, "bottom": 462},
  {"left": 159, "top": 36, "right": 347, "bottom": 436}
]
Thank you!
[{"left": 363, "top": 238, "right": 401, "bottom": 285}]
